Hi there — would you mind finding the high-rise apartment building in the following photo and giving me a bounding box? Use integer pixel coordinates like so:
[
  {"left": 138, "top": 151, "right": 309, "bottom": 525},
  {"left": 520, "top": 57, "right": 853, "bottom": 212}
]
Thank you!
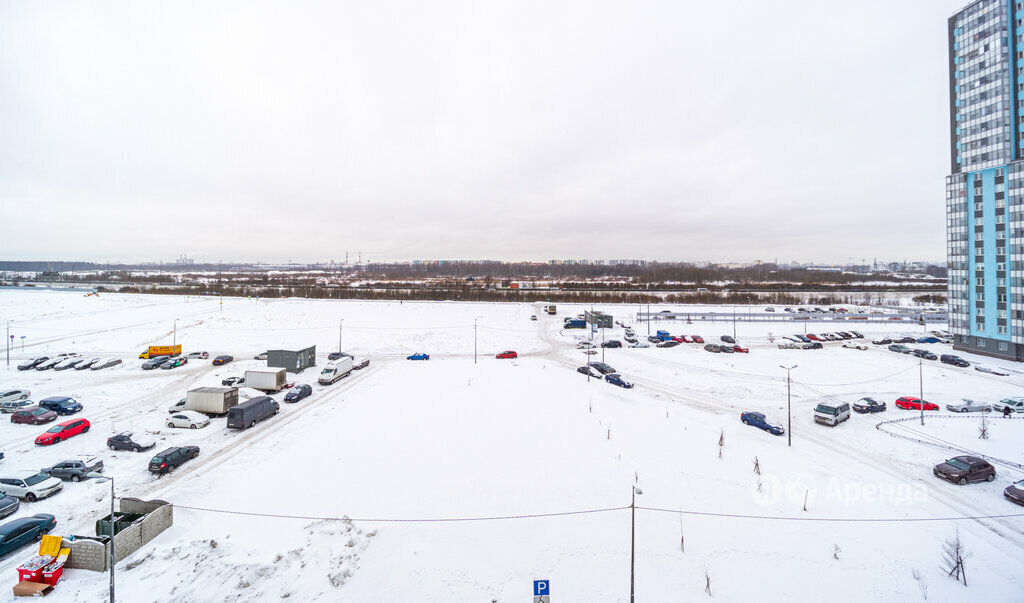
[{"left": 947, "top": 0, "right": 1024, "bottom": 359}]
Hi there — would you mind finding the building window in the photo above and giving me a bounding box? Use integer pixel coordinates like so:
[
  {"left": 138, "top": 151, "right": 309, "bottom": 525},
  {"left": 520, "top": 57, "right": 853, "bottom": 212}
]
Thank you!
[
  {"left": 978, "top": 337, "right": 987, "bottom": 347},
  {"left": 999, "top": 325, "right": 1008, "bottom": 334}
]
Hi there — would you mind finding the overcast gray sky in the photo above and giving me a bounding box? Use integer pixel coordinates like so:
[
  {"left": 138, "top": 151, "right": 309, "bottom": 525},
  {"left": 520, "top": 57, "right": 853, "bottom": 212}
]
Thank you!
[{"left": 0, "top": 1, "right": 970, "bottom": 264}]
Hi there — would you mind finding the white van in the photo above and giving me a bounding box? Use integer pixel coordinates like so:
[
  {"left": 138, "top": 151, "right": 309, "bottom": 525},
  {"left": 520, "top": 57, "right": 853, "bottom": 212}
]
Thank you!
[
  {"left": 318, "top": 357, "right": 354, "bottom": 385},
  {"left": 814, "top": 401, "right": 851, "bottom": 426}
]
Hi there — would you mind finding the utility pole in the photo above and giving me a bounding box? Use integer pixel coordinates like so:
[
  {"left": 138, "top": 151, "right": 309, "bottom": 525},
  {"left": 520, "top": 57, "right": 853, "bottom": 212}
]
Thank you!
[
  {"left": 474, "top": 318, "right": 478, "bottom": 364},
  {"left": 647, "top": 302, "right": 650, "bottom": 336},
  {"left": 780, "top": 365, "right": 797, "bottom": 447},
  {"left": 601, "top": 321, "right": 606, "bottom": 363},
  {"left": 732, "top": 307, "right": 737, "bottom": 340},
  {"left": 338, "top": 319, "right": 343, "bottom": 353},
  {"left": 5, "top": 321, "right": 9, "bottom": 367},
  {"left": 631, "top": 486, "right": 642, "bottom": 603},
  {"left": 173, "top": 319, "right": 177, "bottom": 350},
  {"left": 919, "top": 359, "right": 925, "bottom": 426}
]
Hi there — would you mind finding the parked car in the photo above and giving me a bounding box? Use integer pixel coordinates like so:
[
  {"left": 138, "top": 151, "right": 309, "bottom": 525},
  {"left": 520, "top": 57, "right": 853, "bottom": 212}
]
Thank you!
[
  {"left": 783, "top": 308, "right": 794, "bottom": 313},
  {"left": 720, "top": 345, "right": 735, "bottom": 354},
  {"left": 0, "top": 496, "right": 18, "bottom": 520},
  {"left": 0, "top": 514, "right": 57, "bottom": 558},
  {"left": 35, "top": 358, "right": 64, "bottom": 371},
  {"left": 187, "top": 351, "right": 209, "bottom": 360},
  {"left": 148, "top": 446, "right": 200, "bottom": 475},
  {"left": 92, "top": 358, "right": 122, "bottom": 370},
  {"left": 657, "top": 340, "right": 680, "bottom": 348},
  {"left": 254, "top": 352, "right": 268, "bottom": 360},
  {"left": 911, "top": 349, "right": 937, "bottom": 360},
  {"left": 354, "top": 359, "right": 370, "bottom": 370},
  {"left": 888, "top": 344, "right": 911, "bottom": 354},
  {"left": 944, "top": 399, "right": 991, "bottom": 413},
  {"left": 732, "top": 345, "right": 749, "bottom": 353},
  {"left": 691, "top": 336, "right": 705, "bottom": 343},
  {"left": 38, "top": 396, "right": 82, "bottom": 417},
  {"left": 852, "top": 397, "right": 886, "bottom": 413},
  {"left": 577, "top": 342, "right": 596, "bottom": 349},
  {"left": 53, "top": 358, "right": 84, "bottom": 371},
  {"left": 933, "top": 456, "right": 995, "bottom": 485},
  {"left": 41, "top": 455, "right": 104, "bottom": 482},
  {"left": 1004, "top": 479, "right": 1024, "bottom": 506},
  {"left": 587, "top": 362, "right": 616, "bottom": 375},
  {"left": 849, "top": 331, "right": 864, "bottom": 338},
  {"left": 35, "top": 419, "right": 90, "bottom": 445},
  {"left": 704, "top": 343, "right": 721, "bottom": 353},
  {"left": 0, "top": 471, "right": 63, "bottom": 502},
  {"left": 496, "top": 351, "right": 518, "bottom": 359},
  {"left": 601, "top": 340, "right": 623, "bottom": 348},
  {"left": 0, "top": 390, "right": 30, "bottom": 406},
  {"left": 647, "top": 336, "right": 661, "bottom": 344},
  {"left": 778, "top": 343, "right": 801, "bottom": 350},
  {"left": 917, "top": 337, "right": 940, "bottom": 344},
  {"left": 530, "top": 315, "right": 538, "bottom": 321},
  {"left": 10, "top": 407, "right": 57, "bottom": 425},
  {"left": 407, "top": 353, "right": 430, "bottom": 361},
  {"left": 577, "top": 365, "right": 603, "bottom": 378},
  {"left": 16, "top": 357, "right": 48, "bottom": 371},
  {"left": 940, "top": 354, "right": 969, "bottom": 367},
  {"left": 166, "top": 410, "right": 210, "bottom": 429},
  {"left": 871, "top": 338, "right": 892, "bottom": 345},
  {"left": 106, "top": 432, "right": 156, "bottom": 452},
  {"left": 212, "top": 355, "right": 234, "bottom": 366},
  {"left": 161, "top": 357, "right": 188, "bottom": 370},
  {"left": 897, "top": 336, "right": 917, "bottom": 344},
  {"left": 75, "top": 358, "right": 101, "bottom": 370},
  {"left": 976, "top": 366, "right": 1010, "bottom": 376},
  {"left": 802, "top": 342, "right": 823, "bottom": 350},
  {"left": 0, "top": 399, "right": 33, "bottom": 414},
  {"left": 221, "top": 376, "right": 245, "bottom": 387},
  {"left": 284, "top": 384, "right": 312, "bottom": 403},
  {"left": 720, "top": 335, "right": 736, "bottom": 344},
  {"left": 806, "top": 334, "right": 822, "bottom": 342},
  {"left": 814, "top": 401, "right": 851, "bottom": 426},
  {"left": 740, "top": 412, "right": 784, "bottom": 435},
  {"left": 842, "top": 342, "right": 867, "bottom": 350},
  {"left": 992, "top": 397, "right": 1024, "bottom": 414},
  {"left": 895, "top": 396, "right": 939, "bottom": 411},
  {"left": 628, "top": 342, "right": 650, "bottom": 348},
  {"left": 142, "top": 356, "right": 172, "bottom": 370},
  {"left": 605, "top": 373, "right": 634, "bottom": 389}
]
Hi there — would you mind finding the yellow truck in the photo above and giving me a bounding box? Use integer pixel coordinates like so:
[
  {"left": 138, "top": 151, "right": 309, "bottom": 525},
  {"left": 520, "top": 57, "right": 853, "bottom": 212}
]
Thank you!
[{"left": 138, "top": 345, "right": 182, "bottom": 359}]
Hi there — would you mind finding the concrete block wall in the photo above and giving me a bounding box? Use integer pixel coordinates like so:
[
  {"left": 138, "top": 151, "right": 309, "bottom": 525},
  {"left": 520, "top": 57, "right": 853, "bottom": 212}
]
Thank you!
[{"left": 64, "top": 498, "right": 173, "bottom": 572}]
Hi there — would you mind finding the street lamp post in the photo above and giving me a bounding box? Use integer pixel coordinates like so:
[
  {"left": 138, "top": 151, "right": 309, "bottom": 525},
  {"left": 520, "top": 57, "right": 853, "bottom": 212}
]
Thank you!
[
  {"left": 172, "top": 319, "right": 178, "bottom": 350},
  {"left": 919, "top": 359, "right": 925, "bottom": 426},
  {"left": 630, "top": 485, "right": 643, "bottom": 603},
  {"left": 5, "top": 320, "right": 9, "bottom": 367},
  {"left": 338, "top": 319, "right": 343, "bottom": 353},
  {"left": 780, "top": 365, "right": 797, "bottom": 447},
  {"left": 87, "top": 473, "right": 115, "bottom": 602}
]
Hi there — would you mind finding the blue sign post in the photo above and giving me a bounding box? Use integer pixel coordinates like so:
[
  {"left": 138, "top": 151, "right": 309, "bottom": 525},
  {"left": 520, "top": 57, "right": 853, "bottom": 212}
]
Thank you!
[{"left": 533, "top": 579, "right": 550, "bottom": 602}]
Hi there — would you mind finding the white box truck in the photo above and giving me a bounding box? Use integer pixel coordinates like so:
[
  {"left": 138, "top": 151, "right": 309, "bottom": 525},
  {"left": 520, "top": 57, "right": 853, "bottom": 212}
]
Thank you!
[
  {"left": 245, "top": 368, "right": 287, "bottom": 392},
  {"left": 318, "top": 357, "right": 353, "bottom": 385},
  {"left": 185, "top": 386, "right": 239, "bottom": 415}
]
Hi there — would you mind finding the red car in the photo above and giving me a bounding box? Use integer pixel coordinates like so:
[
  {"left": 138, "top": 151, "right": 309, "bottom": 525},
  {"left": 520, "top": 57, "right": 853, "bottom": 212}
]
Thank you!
[
  {"left": 691, "top": 336, "right": 705, "bottom": 343},
  {"left": 732, "top": 345, "right": 749, "bottom": 353},
  {"left": 806, "top": 334, "right": 822, "bottom": 342},
  {"left": 35, "top": 418, "right": 90, "bottom": 445},
  {"left": 496, "top": 351, "right": 518, "bottom": 359},
  {"left": 671, "top": 336, "right": 687, "bottom": 343},
  {"left": 894, "top": 396, "right": 939, "bottom": 411}
]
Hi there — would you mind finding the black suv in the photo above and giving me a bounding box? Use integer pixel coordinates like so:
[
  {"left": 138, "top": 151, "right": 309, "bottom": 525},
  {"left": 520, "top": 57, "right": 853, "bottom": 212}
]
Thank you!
[
  {"left": 149, "top": 446, "right": 200, "bottom": 474},
  {"left": 940, "top": 354, "right": 970, "bottom": 367},
  {"left": 106, "top": 432, "right": 155, "bottom": 452},
  {"left": 912, "top": 349, "right": 937, "bottom": 360},
  {"left": 601, "top": 340, "right": 622, "bottom": 348}
]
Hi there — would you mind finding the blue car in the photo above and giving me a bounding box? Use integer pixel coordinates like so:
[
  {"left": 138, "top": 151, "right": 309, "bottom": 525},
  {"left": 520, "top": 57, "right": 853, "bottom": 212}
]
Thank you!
[
  {"left": 407, "top": 353, "right": 430, "bottom": 361},
  {"left": 38, "top": 396, "right": 83, "bottom": 417},
  {"left": 605, "top": 373, "right": 634, "bottom": 389},
  {"left": 740, "top": 411, "right": 785, "bottom": 436},
  {"left": 0, "top": 514, "right": 55, "bottom": 558},
  {"left": 917, "top": 337, "right": 940, "bottom": 344},
  {"left": 284, "top": 384, "right": 312, "bottom": 403}
]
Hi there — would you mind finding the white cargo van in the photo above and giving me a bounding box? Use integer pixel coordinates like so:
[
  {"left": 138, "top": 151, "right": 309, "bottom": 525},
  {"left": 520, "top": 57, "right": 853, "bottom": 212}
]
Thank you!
[
  {"left": 318, "top": 357, "right": 354, "bottom": 385},
  {"left": 814, "top": 401, "right": 851, "bottom": 426}
]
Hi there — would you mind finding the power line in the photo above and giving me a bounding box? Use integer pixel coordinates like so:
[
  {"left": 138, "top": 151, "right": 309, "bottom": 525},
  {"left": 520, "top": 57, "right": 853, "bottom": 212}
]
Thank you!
[{"left": 170, "top": 503, "right": 1024, "bottom": 524}]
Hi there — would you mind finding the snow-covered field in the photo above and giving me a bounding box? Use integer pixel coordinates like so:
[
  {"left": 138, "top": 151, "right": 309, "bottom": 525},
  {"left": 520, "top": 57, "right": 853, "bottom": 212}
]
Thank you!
[{"left": 0, "top": 291, "right": 1021, "bottom": 602}]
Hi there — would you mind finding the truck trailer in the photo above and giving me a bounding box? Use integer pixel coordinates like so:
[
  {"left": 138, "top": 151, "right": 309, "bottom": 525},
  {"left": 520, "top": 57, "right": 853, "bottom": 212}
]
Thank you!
[
  {"left": 318, "top": 357, "right": 354, "bottom": 385},
  {"left": 244, "top": 368, "right": 287, "bottom": 392},
  {"left": 564, "top": 319, "right": 586, "bottom": 329},
  {"left": 184, "top": 387, "right": 239, "bottom": 415},
  {"left": 138, "top": 345, "right": 182, "bottom": 359}
]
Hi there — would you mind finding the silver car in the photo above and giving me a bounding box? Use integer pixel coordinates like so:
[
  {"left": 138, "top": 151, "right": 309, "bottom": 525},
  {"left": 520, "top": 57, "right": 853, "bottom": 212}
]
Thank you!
[
  {"left": 944, "top": 399, "right": 992, "bottom": 413},
  {"left": 0, "top": 389, "right": 30, "bottom": 407}
]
